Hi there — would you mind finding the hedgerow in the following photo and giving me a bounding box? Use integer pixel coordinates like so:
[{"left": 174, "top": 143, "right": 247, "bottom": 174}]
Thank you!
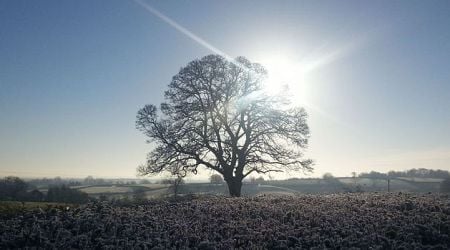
[{"left": 0, "top": 193, "right": 449, "bottom": 249}]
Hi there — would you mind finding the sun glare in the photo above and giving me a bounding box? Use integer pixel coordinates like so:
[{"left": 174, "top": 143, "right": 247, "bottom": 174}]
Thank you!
[{"left": 260, "top": 56, "right": 307, "bottom": 106}]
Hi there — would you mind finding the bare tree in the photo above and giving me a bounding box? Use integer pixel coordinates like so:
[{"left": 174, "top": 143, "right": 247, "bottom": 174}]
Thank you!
[
  {"left": 172, "top": 175, "right": 184, "bottom": 197},
  {"left": 209, "top": 174, "right": 224, "bottom": 184},
  {"left": 136, "top": 54, "right": 312, "bottom": 196}
]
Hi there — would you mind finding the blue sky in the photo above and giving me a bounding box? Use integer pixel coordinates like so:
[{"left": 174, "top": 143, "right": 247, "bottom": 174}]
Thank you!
[{"left": 1, "top": 0, "right": 449, "bottom": 179}]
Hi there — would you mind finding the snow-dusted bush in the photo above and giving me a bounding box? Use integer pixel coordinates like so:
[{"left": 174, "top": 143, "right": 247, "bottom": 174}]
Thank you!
[{"left": 0, "top": 193, "right": 449, "bottom": 248}]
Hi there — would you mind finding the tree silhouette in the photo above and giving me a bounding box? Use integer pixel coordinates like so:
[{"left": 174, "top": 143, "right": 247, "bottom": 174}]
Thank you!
[
  {"left": 210, "top": 174, "right": 224, "bottom": 184},
  {"left": 136, "top": 54, "right": 312, "bottom": 196},
  {"left": 0, "top": 176, "right": 27, "bottom": 200}
]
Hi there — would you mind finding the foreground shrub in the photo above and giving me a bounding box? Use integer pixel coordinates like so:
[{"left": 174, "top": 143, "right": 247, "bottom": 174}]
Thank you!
[{"left": 0, "top": 193, "right": 448, "bottom": 249}]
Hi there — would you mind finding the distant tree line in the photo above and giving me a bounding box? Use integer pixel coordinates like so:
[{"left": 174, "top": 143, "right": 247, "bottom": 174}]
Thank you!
[
  {"left": 249, "top": 176, "right": 265, "bottom": 184},
  {"left": 27, "top": 177, "right": 82, "bottom": 188},
  {"left": 0, "top": 176, "right": 31, "bottom": 201},
  {"left": 27, "top": 176, "right": 150, "bottom": 187},
  {"left": 358, "top": 168, "right": 450, "bottom": 179},
  {"left": 0, "top": 176, "right": 90, "bottom": 204}
]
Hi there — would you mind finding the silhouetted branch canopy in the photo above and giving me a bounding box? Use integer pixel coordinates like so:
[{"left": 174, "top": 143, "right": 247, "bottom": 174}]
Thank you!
[{"left": 137, "top": 54, "right": 312, "bottom": 179}]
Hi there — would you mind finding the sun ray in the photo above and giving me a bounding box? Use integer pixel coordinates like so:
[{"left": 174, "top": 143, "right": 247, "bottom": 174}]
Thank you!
[
  {"left": 133, "top": 0, "right": 231, "bottom": 60},
  {"left": 133, "top": 0, "right": 363, "bottom": 129}
]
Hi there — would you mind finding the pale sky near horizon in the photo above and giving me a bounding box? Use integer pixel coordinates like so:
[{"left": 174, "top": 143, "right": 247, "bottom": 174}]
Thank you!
[{"left": 1, "top": 0, "right": 450, "bottom": 180}]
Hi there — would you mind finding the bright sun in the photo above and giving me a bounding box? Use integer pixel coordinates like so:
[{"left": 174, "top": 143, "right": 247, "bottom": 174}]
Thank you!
[{"left": 259, "top": 56, "right": 307, "bottom": 106}]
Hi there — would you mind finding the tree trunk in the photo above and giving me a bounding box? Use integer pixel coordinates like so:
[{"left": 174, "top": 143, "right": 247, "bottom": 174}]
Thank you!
[{"left": 226, "top": 178, "right": 243, "bottom": 197}]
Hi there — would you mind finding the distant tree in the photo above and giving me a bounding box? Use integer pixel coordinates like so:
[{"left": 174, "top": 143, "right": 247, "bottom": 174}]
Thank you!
[
  {"left": 432, "top": 169, "right": 450, "bottom": 179},
  {"left": 387, "top": 171, "right": 398, "bottom": 178},
  {"left": 322, "top": 173, "right": 347, "bottom": 192},
  {"left": 256, "top": 176, "right": 265, "bottom": 183},
  {"left": 84, "top": 176, "right": 95, "bottom": 185},
  {"left": 441, "top": 179, "right": 450, "bottom": 193},
  {"left": 68, "top": 180, "right": 82, "bottom": 186},
  {"left": 0, "top": 176, "right": 28, "bottom": 201},
  {"left": 27, "top": 189, "right": 45, "bottom": 202},
  {"left": 210, "top": 174, "right": 224, "bottom": 184},
  {"left": 433, "top": 169, "right": 450, "bottom": 179},
  {"left": 46, "top": 185, "right": 89, "bottom": 204},
  {"left": 136, "top": 54, "right": 312, "bottom": 197},
  {"left": 359, "top": 171, "right": 387, "bottom": 179},
  {"left": 323, "top": 173, "right": 334, "bottom": 180},
  {"left": 250, "top": 176, "right": 265, "bottom": 184},
  {"left": 167, "top": 176, "right": 185, "bottom": 197},
  {"left": 160, "top": 177, "right": 186, "bottom": 196},
  {"left": 140, "top": 179, "right": 151, "bottom": 184},
  {"left": 46, "top": 176, "right": 64, "bottom": 186}
]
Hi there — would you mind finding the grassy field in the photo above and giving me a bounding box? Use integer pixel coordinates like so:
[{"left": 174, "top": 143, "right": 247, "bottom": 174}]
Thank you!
[
  {"left": 70, "top": 183, "right": 170, "bottom": 199},
  {"left": 396, "top": 177, "right": 444, "bottom": 183},
  {"left": 55, "top": 177, "right": 444, "bottom": 200},
  {"left": 0, "top": 201, "right": 77, "bottom": 216},
  {"left": 77, "top": 185, "right": 134, "bottom": 194}
]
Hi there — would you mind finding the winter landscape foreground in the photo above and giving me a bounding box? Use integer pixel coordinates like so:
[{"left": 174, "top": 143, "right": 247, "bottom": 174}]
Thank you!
[{"left": 1, "top": 193, "right": 449, "bottom": 249}]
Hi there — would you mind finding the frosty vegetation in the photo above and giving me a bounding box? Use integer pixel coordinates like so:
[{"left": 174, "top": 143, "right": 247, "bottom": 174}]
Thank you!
[{"left": 1, "top": 193, "right": 449, "bottom": 249}]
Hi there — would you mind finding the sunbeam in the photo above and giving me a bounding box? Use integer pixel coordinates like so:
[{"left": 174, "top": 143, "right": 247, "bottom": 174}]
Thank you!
[
  {"left": 133, "top": 0, "right": 367, "bottom": 129},
  {"left": 133, "top": 0, "right": 232, "bottom": 61}
]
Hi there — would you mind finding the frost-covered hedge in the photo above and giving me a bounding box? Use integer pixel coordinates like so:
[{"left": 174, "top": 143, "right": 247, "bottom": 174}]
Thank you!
[{"left": 1, "top": 193, "right": 449, "bottom": 249}]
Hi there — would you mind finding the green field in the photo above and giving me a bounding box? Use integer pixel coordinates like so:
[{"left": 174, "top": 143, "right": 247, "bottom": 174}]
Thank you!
[
  {"left": 77, "top": 185, "right": 134, "bottom": 194},
  {"left": 71, "top": 183, "right": 170, "bottom": 199},
  {"left": 396, "top": 177, "right": 444, "bottom": 183},
  {"left": 63, "top": 177, "right": 444, "bottom": 200},
  {"left": 0, "top": 201, "right": 78, "bottom": 215}
]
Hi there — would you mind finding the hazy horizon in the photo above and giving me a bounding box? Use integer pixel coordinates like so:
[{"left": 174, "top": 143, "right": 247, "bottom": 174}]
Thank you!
[{"left": 1, "top": 0, "right": 450, "bottom": 179}]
